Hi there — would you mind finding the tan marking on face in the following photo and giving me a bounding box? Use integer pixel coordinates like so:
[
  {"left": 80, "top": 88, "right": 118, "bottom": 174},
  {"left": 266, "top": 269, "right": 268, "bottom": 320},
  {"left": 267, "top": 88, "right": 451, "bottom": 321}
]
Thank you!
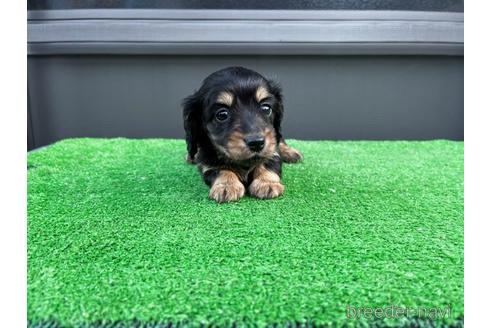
[
  {"left": 279, "top": 141, "right": 303, "bottom": 163},
  {"left": 226, "top": 131, "right": 249, "bottom": 160},
  {"left": 224, "top": 128, "right": 277, "bottom": 161},
  {"left": 255, "top": 86, "right": 270, "bottom": 102},
  {"left": 216, "top": 91, "right": 234, "bottom": 107},
  {"left": 209, "top": 170, "right": 245, "bottom": 203},
  {"left": 248, "top": 164, "right": 284, "bottom": 199},
  {"left": 262, "top": 129, "right": 277, "bottom": 158}
]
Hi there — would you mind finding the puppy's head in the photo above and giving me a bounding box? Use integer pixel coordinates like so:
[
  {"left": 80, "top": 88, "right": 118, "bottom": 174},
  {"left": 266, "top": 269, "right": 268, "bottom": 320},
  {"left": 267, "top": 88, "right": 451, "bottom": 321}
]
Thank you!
[{"left": 183, "top": 67, "right": 283, "bottom": 164}]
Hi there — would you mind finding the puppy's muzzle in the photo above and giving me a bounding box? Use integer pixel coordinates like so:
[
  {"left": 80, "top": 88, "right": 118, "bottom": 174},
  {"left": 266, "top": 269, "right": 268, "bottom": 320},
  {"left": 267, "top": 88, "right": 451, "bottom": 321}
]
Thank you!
[{"left": 244, "top": 135, "right": 265, "bottom": 153}]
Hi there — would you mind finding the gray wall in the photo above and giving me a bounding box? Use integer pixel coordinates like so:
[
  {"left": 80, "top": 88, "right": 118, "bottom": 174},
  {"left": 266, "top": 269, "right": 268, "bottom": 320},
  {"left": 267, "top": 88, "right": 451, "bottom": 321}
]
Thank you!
[
  {"left": 27, "top": 9, "right": 463, "bottom": 149},
  {"left": 28, "top": 55, "right": 463, "bottom": 149}
]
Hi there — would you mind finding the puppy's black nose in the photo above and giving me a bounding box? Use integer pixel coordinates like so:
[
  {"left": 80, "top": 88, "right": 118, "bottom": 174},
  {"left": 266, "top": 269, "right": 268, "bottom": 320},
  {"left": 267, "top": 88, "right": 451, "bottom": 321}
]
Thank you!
[{"left": 244, "top": 136, "right": 265, "bottom": 152}]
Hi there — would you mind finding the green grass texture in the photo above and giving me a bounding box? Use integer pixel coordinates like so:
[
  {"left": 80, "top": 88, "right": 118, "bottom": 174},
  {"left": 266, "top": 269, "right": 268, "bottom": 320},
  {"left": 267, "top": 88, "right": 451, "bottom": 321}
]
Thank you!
[{"left": 27, "top": 139, "right": 464, "bottom": 328}]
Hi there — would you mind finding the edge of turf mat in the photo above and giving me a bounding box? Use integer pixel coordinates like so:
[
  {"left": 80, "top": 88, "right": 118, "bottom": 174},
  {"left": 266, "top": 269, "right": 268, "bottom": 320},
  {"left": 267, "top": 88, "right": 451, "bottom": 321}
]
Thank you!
[
  {"left": 28, "top": 317, "right": 464, "bottom": 328},
  {"left": 28, "top": 138, "right": 464, "bottom": 328}
]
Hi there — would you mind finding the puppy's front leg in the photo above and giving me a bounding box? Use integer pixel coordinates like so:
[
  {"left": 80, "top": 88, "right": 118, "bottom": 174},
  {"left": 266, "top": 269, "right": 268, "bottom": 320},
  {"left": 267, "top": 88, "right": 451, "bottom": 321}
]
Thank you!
[
  {"left": 208, "top": 170, "right": 245, "bottom": 203},
  {"left": 249, "top": 164, "right": 284, "bottom": 199},
  {"left": 279, "top": 139, "right": 303, "bottom": 163}
]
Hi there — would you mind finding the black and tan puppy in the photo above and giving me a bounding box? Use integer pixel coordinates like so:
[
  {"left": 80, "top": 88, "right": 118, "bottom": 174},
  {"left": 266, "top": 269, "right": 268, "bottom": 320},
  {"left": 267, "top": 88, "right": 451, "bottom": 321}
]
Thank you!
[{"left": 183, "top": 67, "right": 302, "bottom": 203}]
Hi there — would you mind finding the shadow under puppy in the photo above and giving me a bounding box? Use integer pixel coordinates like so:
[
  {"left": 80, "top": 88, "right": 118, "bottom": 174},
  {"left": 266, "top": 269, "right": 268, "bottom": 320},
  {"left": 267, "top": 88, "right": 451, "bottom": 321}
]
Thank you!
[{"left": 183, "top": 66, "right": 302, "bottom": 203}]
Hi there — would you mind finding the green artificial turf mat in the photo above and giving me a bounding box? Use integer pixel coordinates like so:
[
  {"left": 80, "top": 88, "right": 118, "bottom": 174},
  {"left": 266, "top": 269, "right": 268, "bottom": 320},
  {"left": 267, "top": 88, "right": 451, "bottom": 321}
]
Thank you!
[{"left": 27, "top": 139, "right": 464, "bottom": 328}]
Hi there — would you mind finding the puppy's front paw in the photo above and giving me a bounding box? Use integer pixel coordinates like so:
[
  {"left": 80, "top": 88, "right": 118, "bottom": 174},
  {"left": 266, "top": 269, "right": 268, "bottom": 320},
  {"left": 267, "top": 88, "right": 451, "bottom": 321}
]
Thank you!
[
  {"left": 209, "top": 182, "right": 245, "bottom": 203},
  {"left": 249, "top": 179, "right": 284, "bottom": 199},
  {"left": 209, "top": 170, "right": 245, "bottom": 203},
  {"left": 279, "top": 143, "right": 303, "bottom": 163}
]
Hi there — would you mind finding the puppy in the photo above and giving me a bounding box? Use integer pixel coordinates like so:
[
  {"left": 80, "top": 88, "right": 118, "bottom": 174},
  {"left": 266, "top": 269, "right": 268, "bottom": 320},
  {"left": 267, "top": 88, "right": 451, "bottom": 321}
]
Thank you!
[{"left": 183, "top": 66, "right": 302, "bottom": 203}]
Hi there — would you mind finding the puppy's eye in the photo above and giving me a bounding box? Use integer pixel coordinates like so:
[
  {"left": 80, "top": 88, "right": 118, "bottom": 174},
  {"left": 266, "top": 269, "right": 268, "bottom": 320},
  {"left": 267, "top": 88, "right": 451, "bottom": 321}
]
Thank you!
[
  {"left": 261, "top": 104, "right": 272, "bottom": 116},
  {"left": 215, "top": 109, "right": 230, "bottom": 122}
]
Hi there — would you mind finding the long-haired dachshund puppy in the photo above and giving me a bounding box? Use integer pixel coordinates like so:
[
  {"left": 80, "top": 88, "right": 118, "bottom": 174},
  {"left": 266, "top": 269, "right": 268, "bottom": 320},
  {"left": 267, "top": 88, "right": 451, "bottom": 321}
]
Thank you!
[{"left": 183, "top": 66, "right": 302, "bottom": 203}]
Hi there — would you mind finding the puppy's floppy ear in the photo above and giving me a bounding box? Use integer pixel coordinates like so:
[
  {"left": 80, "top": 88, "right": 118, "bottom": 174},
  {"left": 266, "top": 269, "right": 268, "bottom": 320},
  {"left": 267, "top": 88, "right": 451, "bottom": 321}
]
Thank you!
[
  {"left": 268, "top": 80, "right": 284, "bottom": 144},
  {"left": 182, "top": 92, "right": 203, "bottom": 163}
]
